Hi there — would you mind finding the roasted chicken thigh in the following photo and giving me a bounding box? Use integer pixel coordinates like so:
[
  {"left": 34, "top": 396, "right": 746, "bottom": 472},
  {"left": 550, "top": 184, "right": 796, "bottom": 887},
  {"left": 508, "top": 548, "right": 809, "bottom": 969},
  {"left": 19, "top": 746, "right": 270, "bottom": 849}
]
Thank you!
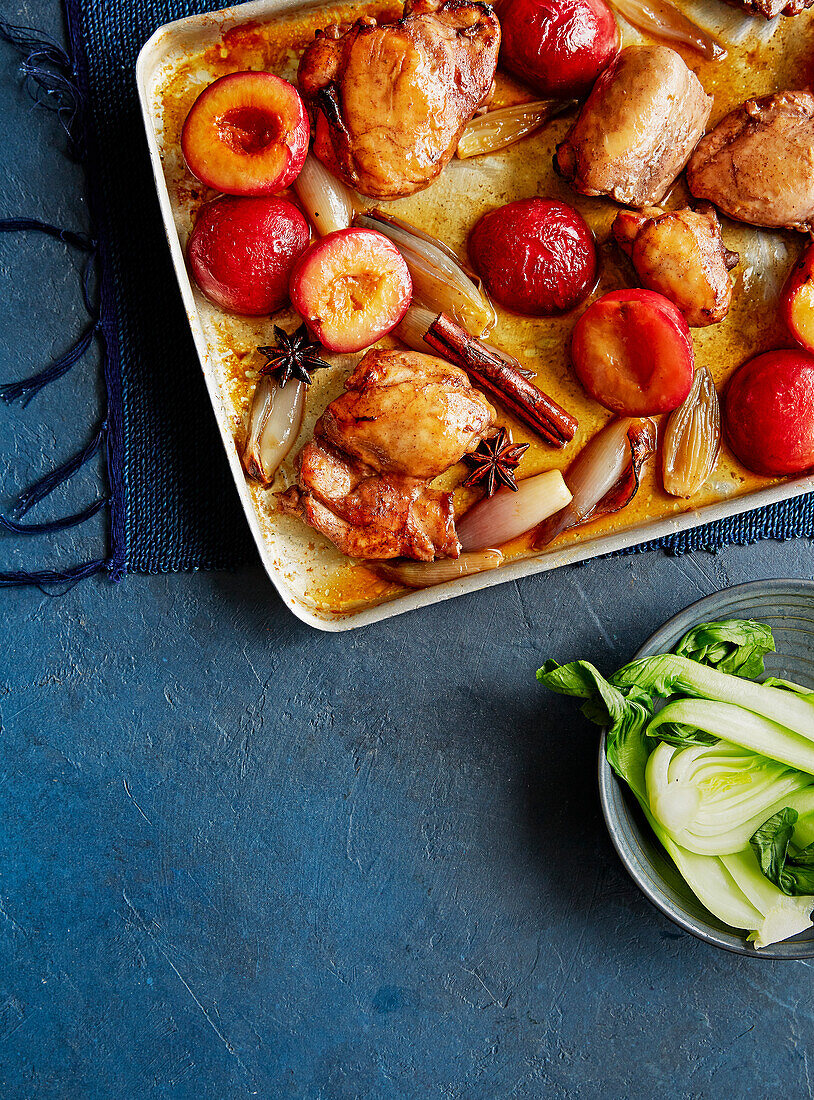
[
  {"left": 555, "top": 46, "right": 712, "bottom": 208},
  {"left": 279, "top": 349, "right": 497, "bottom": 559},
  {"left": 728, "top": 0, "right": 812, "bottom": 17},
  {"left": 297, "top": 0, "right": 500, "bottom": 200},
  {"left": 613, "top": 204, "right": 739, "bottom": 327},
  {"left": 686, "top": 92, "right": 814, "bottom": 233}
]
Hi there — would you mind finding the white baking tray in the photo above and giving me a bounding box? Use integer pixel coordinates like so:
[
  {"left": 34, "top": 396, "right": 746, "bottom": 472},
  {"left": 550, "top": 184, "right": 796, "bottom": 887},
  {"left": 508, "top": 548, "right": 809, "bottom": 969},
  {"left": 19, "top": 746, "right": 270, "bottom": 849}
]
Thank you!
[{"left": 136, "top": 0, "right": 814, "bottom": 631}]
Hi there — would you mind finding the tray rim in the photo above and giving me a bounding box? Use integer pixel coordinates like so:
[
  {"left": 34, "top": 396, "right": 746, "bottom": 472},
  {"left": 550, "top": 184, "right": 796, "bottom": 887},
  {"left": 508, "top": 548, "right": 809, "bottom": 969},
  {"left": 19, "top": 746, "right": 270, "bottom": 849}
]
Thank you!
[{"left": 135, "top": 0, "right": 814, "bottom": 632}]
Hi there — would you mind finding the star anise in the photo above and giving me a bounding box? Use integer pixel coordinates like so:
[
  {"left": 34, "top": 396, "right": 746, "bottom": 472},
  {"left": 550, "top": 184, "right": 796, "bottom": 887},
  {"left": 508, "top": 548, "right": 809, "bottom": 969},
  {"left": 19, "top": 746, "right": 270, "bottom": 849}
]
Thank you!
[
  {"left": 257, "top": 324, "right": 330, "bottom": 386},
  {"left": 463, "top": 427, "right": 530, "bottom": 496}
]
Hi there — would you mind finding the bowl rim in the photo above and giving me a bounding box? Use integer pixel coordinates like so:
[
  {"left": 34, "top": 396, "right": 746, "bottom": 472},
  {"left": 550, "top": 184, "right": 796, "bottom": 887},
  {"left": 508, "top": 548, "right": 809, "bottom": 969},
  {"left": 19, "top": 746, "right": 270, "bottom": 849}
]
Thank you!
[{"left": 597, "top": 577, "right": 814, "bottom": 959}]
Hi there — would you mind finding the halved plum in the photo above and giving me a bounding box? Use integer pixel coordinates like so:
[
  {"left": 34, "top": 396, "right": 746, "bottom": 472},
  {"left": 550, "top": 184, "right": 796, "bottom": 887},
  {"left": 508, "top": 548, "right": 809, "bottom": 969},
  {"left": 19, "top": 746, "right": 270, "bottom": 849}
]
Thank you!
[
  {"left": 781, "top": 242, "right": 814, "bottom": 354},
  {"left": 188, "top": 195, "right": 310, "bottom": 315},
  {"left": 181, "top": 71, "right": 309, "bottom": 196},
  {"left": 571, "top": 289, "right": 694, "bottom": 415},
  {"left": 289, "top": 229, "right": 412, "bottom": 353}
]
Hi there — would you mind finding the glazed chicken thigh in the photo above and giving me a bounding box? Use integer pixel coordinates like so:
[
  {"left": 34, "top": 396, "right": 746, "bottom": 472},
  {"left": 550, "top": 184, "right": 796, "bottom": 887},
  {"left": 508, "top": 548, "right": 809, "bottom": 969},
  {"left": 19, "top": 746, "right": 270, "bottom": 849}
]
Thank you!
[
  {"left": 555, "top": 46, "right": 712, "bottom": 208},
  {"left": 297, "top": 0, "right": 500, "bottom": 200},
  {"left": 686, "top": 92, "right": 814, "bottom": 233},
  {"left": 728, "top": 0, "right": 812, "bottom": 17},
  {"left": 613, "top": 204, "right": 739, "bottom": 326},
  {"left": 279, "top": 349, "right": 497, "bottom": 559}
]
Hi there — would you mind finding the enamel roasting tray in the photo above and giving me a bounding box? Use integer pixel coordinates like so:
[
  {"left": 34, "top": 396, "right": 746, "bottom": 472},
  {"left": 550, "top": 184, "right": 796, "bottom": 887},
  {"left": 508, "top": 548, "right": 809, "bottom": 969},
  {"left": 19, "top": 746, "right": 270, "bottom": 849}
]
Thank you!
[{"left": 136, "top": 0, "right": 814, "bottom": 631}]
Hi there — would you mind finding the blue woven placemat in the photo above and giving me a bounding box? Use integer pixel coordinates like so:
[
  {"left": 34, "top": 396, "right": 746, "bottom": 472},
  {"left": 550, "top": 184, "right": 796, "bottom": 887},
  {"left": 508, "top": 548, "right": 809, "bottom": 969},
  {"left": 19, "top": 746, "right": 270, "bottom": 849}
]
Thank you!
[{"left": 0, "top": 0, "right": 811, "bottom": 588}]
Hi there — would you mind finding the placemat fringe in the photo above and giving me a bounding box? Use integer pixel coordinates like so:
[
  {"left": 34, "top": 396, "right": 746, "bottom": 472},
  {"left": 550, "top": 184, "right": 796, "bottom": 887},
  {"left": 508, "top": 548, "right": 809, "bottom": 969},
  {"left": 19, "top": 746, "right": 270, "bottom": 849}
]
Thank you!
[
  {"left": 12, "top": 420, "right": 107, "bottom": 517},
  {"left": 0, "top": 20, "right": 85, "bottom": 157},
  {"left": 0, "top": 558, "right": 107, "bottom": 591}
]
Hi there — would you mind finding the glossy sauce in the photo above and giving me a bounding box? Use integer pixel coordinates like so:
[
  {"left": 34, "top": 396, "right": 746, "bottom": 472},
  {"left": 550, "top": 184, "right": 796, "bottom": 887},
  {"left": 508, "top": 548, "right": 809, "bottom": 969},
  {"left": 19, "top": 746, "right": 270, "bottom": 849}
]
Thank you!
[{"left": 157, "top": 2, "right": 814, "bottom": 615}]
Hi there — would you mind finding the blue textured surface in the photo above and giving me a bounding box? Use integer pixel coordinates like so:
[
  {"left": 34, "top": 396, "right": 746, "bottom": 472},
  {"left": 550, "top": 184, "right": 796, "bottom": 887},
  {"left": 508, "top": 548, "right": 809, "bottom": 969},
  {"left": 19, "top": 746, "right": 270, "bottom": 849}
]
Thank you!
[{"left": 3, "top": 3, "right": 814, "bottom": 1097}]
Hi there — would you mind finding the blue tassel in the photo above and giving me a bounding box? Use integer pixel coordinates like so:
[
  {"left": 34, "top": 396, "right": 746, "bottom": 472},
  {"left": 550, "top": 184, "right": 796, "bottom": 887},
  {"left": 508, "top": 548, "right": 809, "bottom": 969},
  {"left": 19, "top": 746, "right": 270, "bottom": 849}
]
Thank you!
[
  {"left": 0, "top": 496, "right": 108, "bottom": 535},
  {"left": 13, "top": 421, "right": 107, "bottom": 517},
  {"left": 0, "top": 218, "right": 100, "bottom": 405},
  {"left": 0, "top": 558, "right": 106, "bottom": 592},
  {"left": 0, "top": 20, "right": 84, "bottom": 158},
  {"left": 0, "top": 218, "right": 94, "bottom": 252},
  {"left": 0, "top": 321, "right": 98, "bottom": 406},
  {"left": 0, "top": 21, "right": 111, "bottom": 592}
]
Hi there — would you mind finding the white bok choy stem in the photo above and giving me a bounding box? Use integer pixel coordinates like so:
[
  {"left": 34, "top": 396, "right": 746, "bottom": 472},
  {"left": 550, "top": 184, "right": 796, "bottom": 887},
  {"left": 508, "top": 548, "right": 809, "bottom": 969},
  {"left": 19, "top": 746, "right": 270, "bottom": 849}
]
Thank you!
[
  {"left": 644, "top": 740, "right": 814, "bottom": 856},
  {"left": 292, "top": 154, "right": 361, "bottom": 236},
  {"left": 241, "top": 375, "right": 305, "bottom": 486},
  {"left": 720, "top": 849, "right": 814, "bottom": 948},
  {"left": 457, "top": 470, "right": 571, "bottom": 551},
  {"left": 371, "top": 550, "right": 504, "bottom": 589},
  {"left": 615, "top": 656, "right": 814, "bottom": 752},
  {"left": 647, "top": 698, "right": 814, "bottom": 776},
  {"left": 607, "top": 0, "right": 727, "bottom": 60},
  {"left": 354, "top": 211, "right": 496, "bottom": 337},
  {"left": 456, "top": 99, "right": 573, "bottom": 159}
]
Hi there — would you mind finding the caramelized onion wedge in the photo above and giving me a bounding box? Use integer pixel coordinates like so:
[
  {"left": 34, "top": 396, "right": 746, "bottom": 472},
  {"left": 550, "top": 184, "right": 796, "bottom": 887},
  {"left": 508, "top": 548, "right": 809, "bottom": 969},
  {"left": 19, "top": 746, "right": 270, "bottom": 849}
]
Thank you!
[
  {"left": 457, "top": 99, "right": 574, "bottom": 159},
  {"left": 354, "top": 210, "right": 496, "bottom": 337},
  {"left": 607, "top": 0, "right": 726, "bottom": 61},
  {"left": 293, "top": 154, "right": 360, "bottom": 236},
  {"left": 662, "top": 366, "right": 721, "bottom": 498},
  {"left": 458, "top": 470, "right": 572, "bottom": 551},
  {"left": 242, "top": 375, "right": 305, "bottom": 485},
  {"left": 535, "top": 418, "right": 656, "bottom": 547},
  {"left": 371, "top": 550, "right": 504, "bottom": 588}
]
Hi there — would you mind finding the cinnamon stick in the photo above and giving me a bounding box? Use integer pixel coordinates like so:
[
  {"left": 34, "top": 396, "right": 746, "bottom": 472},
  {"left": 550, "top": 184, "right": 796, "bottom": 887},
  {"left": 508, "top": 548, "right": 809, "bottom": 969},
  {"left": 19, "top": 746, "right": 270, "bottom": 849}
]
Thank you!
[{"left": 424, "top": 313, "right": 578, "bottom": 447}]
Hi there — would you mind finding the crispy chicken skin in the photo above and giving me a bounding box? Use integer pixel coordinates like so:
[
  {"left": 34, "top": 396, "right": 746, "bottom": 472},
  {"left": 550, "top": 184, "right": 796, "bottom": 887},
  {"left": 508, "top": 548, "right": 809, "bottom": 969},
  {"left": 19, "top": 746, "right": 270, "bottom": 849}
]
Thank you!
[
  {"left": 686, "top": 92, "right": 814, "bottom": 233},
  {"left": 555, "top": 46, "right": 712, "bottom": 208},
  {"left": 319, "top": 349, "right": 496, "bottom": 479},
  {"left": 728, "top": 0, "right": 812, "bottom": 17},
  {"left": 280, "top": 440, "right": 460, "bottom": 560},
  {"left": 613, "top": 204, "right": 739, "bottom": 327},
  {"left": 297, "top": 0, "right": 500, "bottom": 200},
  {"left": 279, "top": 349, "right": 497, "bottom": 560}
]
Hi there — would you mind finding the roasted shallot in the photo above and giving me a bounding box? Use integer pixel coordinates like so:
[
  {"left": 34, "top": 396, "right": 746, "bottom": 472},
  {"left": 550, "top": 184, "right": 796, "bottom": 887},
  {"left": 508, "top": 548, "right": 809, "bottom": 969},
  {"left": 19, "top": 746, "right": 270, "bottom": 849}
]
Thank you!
[
  {"left": 292, "top": 153, "right": 360, "bottom": 236},
  {"left": 458, "top": 470, "right": 572, "bottom": 551},
  {"left": 372, "top": 550, "right": 504, "bottom": 588},
  {"left": 456, "top": 99, "right": 572, "bottom": 159},
  {"left": 662, "top": 367, "right": 721, "bottom": 498},
  {"left": 242, "top": 375, "right": 305, "bottom": 485},
  {"left": 535, "top": 417, "right": 656, "bottom": 546},
  {"left": 354, "top": 210, "right": 495, "bottom": 337},
  {"left": 606, "top": 0, "right": 726, "bottom": 61}
]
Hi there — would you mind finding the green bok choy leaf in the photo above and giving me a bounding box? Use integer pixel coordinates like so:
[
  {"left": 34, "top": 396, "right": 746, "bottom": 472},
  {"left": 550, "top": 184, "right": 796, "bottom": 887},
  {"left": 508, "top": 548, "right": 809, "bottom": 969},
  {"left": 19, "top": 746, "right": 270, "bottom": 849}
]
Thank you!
[
  {"left": 673, "top": 619, "right": 775, "bottom": 678},
  {"left": 751, "top": 808, "right": 814, "bottom": 897}
]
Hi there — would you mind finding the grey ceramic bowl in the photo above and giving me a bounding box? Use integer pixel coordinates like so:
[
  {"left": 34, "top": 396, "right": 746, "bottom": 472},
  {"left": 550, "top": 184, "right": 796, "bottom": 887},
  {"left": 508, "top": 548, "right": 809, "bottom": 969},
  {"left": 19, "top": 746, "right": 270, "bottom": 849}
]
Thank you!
[{"left": 599, "top": 578, "right": 814, "bottom": 959}]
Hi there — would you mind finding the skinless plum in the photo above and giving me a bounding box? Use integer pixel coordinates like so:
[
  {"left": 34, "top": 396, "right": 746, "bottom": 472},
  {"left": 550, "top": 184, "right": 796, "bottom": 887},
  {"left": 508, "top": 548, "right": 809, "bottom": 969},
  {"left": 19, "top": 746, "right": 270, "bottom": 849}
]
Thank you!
[
  {"left": 781, "top": 243, "right": 814, "bottom": 354},
  {"left": 188, "top": 195, "right": 310, "bottom": 315},
  {"left": 289, "top": 228, "right": 412, "bottom": 353},
  {"left": 468, "top": 198, "right": 597, "bottom": 317},
  {"left": 571, "top": 289, "right": 695, "bottom": 415},
  {"left": 500, "top": 0, "right": 620, "bottom": 99},
  {"left": 181, "top": 71, "right": 309, "bottom": 196},
  {"left": 725, "top": 349, "right": 814, "bottom": 476}
]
